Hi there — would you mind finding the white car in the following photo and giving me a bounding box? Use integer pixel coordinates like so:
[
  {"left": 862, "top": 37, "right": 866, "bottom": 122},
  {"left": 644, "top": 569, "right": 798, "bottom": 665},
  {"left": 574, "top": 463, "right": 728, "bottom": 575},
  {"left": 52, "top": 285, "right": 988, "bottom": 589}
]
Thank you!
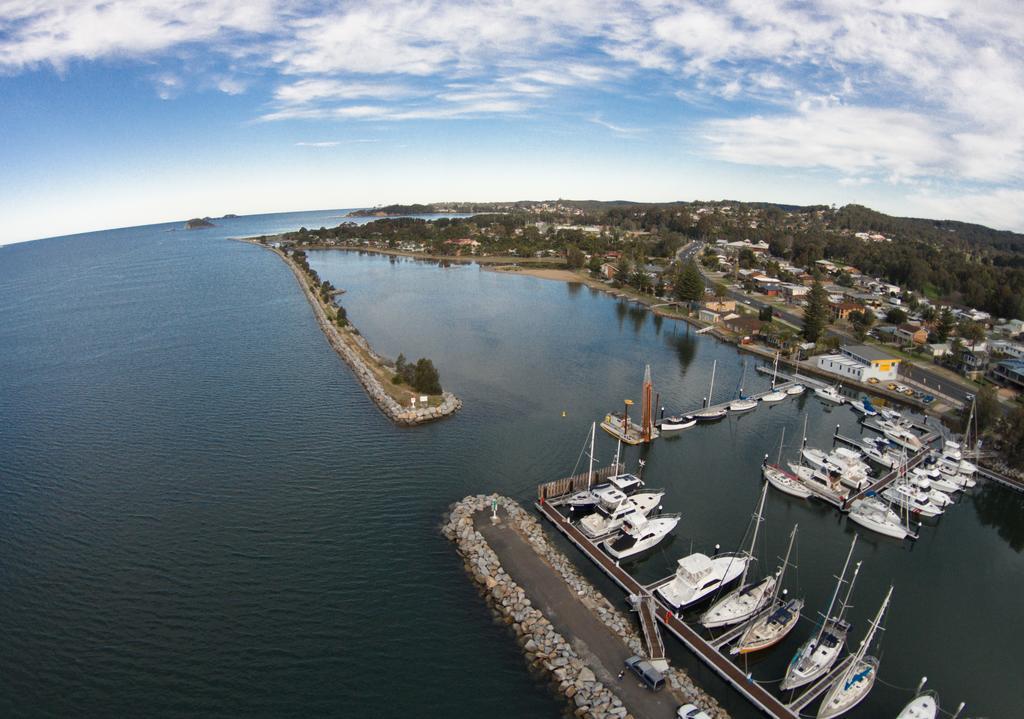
[
  {"left": 894, "top": 383, "right": 910, "bottom": 393},
  {"left": 677, "top": 704, "right": 711, "bottom": 719}
]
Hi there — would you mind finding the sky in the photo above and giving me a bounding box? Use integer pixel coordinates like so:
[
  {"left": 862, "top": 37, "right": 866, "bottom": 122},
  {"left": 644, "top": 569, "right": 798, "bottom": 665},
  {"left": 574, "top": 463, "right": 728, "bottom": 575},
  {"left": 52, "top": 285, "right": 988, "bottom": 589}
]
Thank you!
[{"left": 2, "top": 0, "right": 1024, "bottom": 244}]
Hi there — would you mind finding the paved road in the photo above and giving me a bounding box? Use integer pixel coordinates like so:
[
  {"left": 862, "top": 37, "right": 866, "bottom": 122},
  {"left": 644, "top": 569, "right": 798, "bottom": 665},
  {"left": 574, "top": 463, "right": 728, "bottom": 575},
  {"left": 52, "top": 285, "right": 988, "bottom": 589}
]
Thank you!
[{"left": 476, "top": 511, "right": 679, "bottom": 719}]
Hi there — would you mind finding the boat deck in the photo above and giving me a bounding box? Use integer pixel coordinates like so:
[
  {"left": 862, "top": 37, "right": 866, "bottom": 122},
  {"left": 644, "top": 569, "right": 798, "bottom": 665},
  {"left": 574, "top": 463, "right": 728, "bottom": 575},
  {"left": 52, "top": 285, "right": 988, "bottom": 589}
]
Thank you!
[{"left": 536, "top": 499, "right": 801, "bottom": 719}]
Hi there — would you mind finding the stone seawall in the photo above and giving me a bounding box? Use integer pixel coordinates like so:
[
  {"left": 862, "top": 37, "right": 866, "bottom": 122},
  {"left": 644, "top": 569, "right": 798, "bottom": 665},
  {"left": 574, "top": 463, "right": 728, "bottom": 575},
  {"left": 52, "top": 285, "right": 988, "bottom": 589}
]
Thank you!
[
  {"left": 443, "top": 495, "right": 728, "bottom": 719},
  {"left": 257, "top": 242, "right": 462, "bottom": 426}
]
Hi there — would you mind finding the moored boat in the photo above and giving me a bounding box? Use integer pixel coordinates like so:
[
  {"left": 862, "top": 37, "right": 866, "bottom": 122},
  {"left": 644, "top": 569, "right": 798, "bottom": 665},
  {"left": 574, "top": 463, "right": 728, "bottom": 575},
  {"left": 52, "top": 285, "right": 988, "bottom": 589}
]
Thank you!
[
  {"left": 579, "top": 488, "right": 665, "bottom": 538},
  {"left": 602, "top": 511, "right": 681, "bottom": 559},
  {"left": 814, "top": 385, "right": 845, "bottom": 404},
  {"left": 764, "top": 461, "right": 813, "bottom": 499},
  {"left": 657, "top": 551, "right": 750, "bottom": 610},
  {"left": 848, "top": 496, "right": 915, "bottom": 540}
]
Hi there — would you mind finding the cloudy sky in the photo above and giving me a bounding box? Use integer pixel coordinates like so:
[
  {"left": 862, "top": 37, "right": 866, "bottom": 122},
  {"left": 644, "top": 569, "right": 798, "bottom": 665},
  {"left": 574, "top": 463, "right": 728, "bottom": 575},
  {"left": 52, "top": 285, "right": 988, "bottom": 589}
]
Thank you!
[{"left": 2, "top": 0, "right": 1024, "bottom": 243}]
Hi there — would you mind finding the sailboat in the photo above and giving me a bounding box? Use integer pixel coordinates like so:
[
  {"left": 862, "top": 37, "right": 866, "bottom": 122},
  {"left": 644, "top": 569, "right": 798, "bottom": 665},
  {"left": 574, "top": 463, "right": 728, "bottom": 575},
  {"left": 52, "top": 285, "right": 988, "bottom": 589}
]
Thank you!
[
  {"left": 895, "top": 678, "right": 940, "bottom": 719},
  {"left": 847, "top": 493, "right": 917, "bottom": 540},
  {"left": 701, "top": 484, "right": 775, "bottom": 628},
  {"left": 781, "top": 537, "right": 861, "bottom": 691},
  {"left": 731, "top": 525, "right": 802, "bottom": 655},
  {"left": 763, "top": 428, "right": 813, "bottom": 499},
  {"left": 728, "top": 360, "right": 759, "bottom": 412},
  {"left": 657, "top": 408, "right": 697, "bottom": 432},
  {"left": 816, "top": 586, "right": 893, "bottom": 718},
  {"left": 761, "top": 353, "right": 788, "bottom": 403},
  {"left": 692, "top": 360, "right": 727, "bottom": 421}
]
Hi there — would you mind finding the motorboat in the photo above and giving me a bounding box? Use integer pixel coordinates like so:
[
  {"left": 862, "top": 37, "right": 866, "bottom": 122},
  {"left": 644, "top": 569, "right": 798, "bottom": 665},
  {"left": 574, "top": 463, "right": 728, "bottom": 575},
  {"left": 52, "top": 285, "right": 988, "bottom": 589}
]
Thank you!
[
  {"left": 909, "top": 476, "right": 953, "bottom": 508},
  {"left": 785, "top": 383, "right": 805, "bottom": 395},
  {"left": 816, "top": 587, "right": 893, "bottom": 719},
  {"left": 801, "top": 447, "right": 836, "bottom": 473},
  {"left": 701, "top": 486, "right": 774, "bottom": 629},
  {"left": 657, "top": 414, "right": 697, "bottom": 432},
  {"left": 849, "top": 397, "right": 878, "bottom": 416},
  {"left": 862, "top": 443, "right": 901, "bottom": 470},
  {"left": 657, "top": 551, "right": 750, "bottom": 610},
  {"left": 814, "top": 385, "right": 845, "bottom": 404},
  {"left": 826, "top": 449, "right": 873, "bottom": 491},
  {"left": 911, "top": 467, "right": 959, "bottom": 494},
  {"left": 933, "top": 457, "right": 975, "bottom": 488},
  {"left": 941, "top": 440, "right": 963, "bottom": 461},
  {"left": 896, "top": 681, "right": 940, "bottom": 719},
  {"left": 881, "top": 482, "right": 943, "bottom": 518},
  {"left": 602, "top": 512, "right": 681, "bottom": 560},
  {"left": 763, "top": 462, "right": 813, "bottom": 499},
  {"left": 848, "top": 496, "right": 915, "bottom": 540},
  {"left": 731, "top": 597, "right": 804, "bottom": 655},
  {"left": 880, "top": 408, "right": 902, "bottom": 422},
  {"left": 781, "top": 539, "right": 860, "bottom": 691},
  {"left": 566, "top": 473, "right": 644, "bottom": 511},
  {"left": 788, "top": 463, "right": 848, "bottom": 504},
  {"left": 881, "top": 423, "right": 923, "bottom": 452},
  {"left": 579, "top": 488, "right": 665, "bottom": 538}
]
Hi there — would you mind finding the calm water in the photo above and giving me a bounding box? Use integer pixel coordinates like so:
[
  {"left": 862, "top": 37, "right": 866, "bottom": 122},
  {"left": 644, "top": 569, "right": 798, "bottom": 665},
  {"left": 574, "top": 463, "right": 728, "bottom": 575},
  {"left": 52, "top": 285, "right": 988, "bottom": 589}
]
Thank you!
[{"left": 1, "top": 213, "right": 1021, "bottom": 718}]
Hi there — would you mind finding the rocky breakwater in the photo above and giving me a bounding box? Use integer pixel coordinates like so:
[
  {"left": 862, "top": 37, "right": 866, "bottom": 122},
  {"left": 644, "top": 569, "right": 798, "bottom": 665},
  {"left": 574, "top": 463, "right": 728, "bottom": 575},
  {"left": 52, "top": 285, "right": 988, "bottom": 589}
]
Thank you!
[
  {"left": 261, "top": 242, "right": 462, "bottom": 426},
  {"left": 443, "top": 495, "right": 727, "bottom": 719}
]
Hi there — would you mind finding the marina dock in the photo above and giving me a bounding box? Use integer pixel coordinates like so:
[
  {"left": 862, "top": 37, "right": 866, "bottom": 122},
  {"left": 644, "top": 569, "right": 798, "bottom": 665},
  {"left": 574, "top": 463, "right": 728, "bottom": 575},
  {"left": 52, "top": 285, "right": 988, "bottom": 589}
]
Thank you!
[{"left": 832, "top": 425, "right": 937, "bottom": 510}]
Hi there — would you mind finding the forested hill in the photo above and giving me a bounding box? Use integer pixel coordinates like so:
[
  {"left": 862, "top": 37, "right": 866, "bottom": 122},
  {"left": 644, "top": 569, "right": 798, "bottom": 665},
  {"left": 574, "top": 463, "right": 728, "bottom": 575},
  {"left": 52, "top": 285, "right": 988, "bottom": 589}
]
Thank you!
[{"left": 832, "top": 204, "right": 1024, "bottom": 254}]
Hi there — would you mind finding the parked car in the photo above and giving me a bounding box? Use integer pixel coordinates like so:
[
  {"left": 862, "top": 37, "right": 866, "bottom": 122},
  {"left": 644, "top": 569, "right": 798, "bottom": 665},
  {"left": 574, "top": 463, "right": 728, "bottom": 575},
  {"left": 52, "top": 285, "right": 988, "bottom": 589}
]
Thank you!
[
  {"left": 624, "top": 656, "right": 665, "bottom": 691},
  {"left": 867, "top": 377, "right": 879, "bottom": 384},
  {"left": 887, "top": 382, "right": 898, "bottom": 390},
  {"left": 677, "top": 705, "right": 712, "bottom": 719},
  {"left": 923, "top": 395, "right": 935, "bottom": 404}
]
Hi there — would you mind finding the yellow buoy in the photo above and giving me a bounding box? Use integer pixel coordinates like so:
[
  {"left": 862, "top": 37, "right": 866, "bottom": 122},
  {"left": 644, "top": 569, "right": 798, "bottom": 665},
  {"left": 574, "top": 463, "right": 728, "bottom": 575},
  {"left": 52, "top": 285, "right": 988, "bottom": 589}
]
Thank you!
[{"left": 561, "top": 411, "right": 567, "bottom": 417}]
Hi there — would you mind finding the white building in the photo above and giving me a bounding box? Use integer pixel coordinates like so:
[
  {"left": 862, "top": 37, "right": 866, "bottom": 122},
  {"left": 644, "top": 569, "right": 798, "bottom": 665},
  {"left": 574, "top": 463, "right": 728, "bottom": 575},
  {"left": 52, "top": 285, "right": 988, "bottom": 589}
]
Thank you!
[{"left": 816, "top": 344, "right": 901, "bottom": 383}]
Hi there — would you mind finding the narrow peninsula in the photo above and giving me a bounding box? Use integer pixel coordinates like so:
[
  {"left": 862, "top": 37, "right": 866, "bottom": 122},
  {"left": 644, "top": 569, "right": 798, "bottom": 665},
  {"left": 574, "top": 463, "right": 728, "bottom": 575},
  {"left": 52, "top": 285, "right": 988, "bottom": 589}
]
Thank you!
[{"left": 241, "top": 235, "right": 461, "bottom": 425}]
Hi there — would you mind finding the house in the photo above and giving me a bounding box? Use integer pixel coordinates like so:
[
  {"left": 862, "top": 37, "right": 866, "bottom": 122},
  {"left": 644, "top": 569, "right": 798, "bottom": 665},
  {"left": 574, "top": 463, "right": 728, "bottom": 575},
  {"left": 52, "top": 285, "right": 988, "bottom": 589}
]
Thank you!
[
  {"left": 831, "top": 301, "right": 864, "bottom": 321},
  {"left": 990, "top": 340, "right": 1024, "bottom": 359},
  {"left": 989, "top": 359, "right": 1024, "bottom": 391},
  {"left": 600, "top": 262, "right": 619, "bottom": 280},
  {"left": 722, "top": 315, "right": 764, "bottom": 337},
  {"left": 761, "top": 283, "right": 784, "bottom": 298},
  {"left": 698, "top": 309, "right": 721, "bottom": 324},
  {"left": 783, "top": 284, "right": 810, "bottom": 303},
  {"left": 817, "top": 344, "right": 900, "bottom": 383},
  {"left": 956, "top": 348, "right": 989, "bottom": 378},
  {"left": 926, "top": 342, "right": 953, "bottom": 358},
  {"left": 895, "top": 323, "right": 929, "bottom": 345}
]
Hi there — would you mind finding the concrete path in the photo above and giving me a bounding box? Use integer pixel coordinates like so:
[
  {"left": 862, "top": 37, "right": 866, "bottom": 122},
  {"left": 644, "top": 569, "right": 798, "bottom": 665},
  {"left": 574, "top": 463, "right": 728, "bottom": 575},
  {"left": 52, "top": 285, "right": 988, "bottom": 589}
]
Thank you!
[{"left": 475, "top": 511, "right": 681, "bottom": 719}]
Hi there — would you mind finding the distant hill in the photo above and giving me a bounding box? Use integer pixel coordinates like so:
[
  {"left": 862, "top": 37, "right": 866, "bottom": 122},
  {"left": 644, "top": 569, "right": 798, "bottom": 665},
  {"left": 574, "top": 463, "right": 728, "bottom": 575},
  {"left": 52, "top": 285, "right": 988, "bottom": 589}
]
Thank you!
[{"left": 346, "top": 204, "right": 437, "bottom": 217}]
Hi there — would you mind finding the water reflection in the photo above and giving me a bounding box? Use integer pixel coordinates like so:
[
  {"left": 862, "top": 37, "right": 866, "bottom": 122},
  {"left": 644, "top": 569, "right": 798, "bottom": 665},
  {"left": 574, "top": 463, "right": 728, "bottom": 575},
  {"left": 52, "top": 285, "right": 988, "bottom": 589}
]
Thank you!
[
  {"left": 652, "top": 313, "right": 664, "bottom": 336},
  {"left": 665, "top": 325, "right": 698, "bottom": 374},
  {"left": 973, "top": 482, "right": 1024, "bottom": 552},
  {"left": 627, "top": 304, "right": 647, "bottom": 334},
  {"left": 566, "top": 282, "right": 582, "bottom": 297},
  {"left": 614, "top": 300, "right": 627, "bottom": 330}
]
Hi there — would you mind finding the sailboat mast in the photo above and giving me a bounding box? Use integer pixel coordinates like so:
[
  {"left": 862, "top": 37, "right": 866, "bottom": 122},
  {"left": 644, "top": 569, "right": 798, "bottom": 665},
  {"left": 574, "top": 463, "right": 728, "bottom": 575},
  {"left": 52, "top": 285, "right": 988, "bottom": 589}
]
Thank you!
[
  {"left": 846, "top": 586, "right": 893, "bottom": 676},
  {"left": 772, "top": 524, "right": 798, "bottom": 603},
  {"left": 741, "top": 483, "right": 769, "bottom": 587},
  {"left": 587, "top": 421, "right": 596, "bottom": 488},
  {"left": 614, "top": 438, "right": 622, "bottom": 472},
  {"left": 837, "top": 560, "right": 863, "bottom": 624},
  {"left": 815, "top": 536, "right": 857, "bottom": 646},
  {"left": 799, "top": 415, "right": 809, "bottom": 469},
  {"left": 772, "top": 352, "right": 779, "bottom": 388},
  {"left": 777, "top": 427, "right": 786, "bottom": 465},
  {"left": 708, "top": 360, "right": 717, "bottom": 405}
]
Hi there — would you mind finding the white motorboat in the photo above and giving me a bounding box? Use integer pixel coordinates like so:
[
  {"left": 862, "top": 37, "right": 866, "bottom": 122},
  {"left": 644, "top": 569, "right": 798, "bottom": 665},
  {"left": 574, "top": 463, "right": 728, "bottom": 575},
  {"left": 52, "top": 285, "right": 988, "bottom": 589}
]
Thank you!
[
  {"left": 657, "top": 551, "right": 750, "bottom": 610},
  {"left": 896, "top": 685, "right": 939, "bottom": 719},
  {"left": 882, "top": 424, "right": 923, "bottom": 452},
  {"left": 729, "top": 397, "right": 758, "bottom": 412},
  {"left": 701, "top": 486, "right": 774, "bottom": 629},
  {"left": 657, "top": 414, "right": 697, "bottom": 432},
  {"left": 911, "top": 467, "right": 959, "bottom": 494},
  {"left": 814, "top": 385, "right": 845, "bottom": 404},
  {"left": 880, "top": 408, "right": 902, "bottom": 421},
  {"left": 881, "top": 482, "right": 943, "bottom": 518},
  {"left": 579, "top": 488, "right": 665, "bottom": 538},
  {"left": 933, "top": 457, "right": 975, "bottom": 488},
  {"left": 909, "top": 476, "right": 953, "bottom": 508},
  {"left": 566, "top": 471, "right": 644, "bottom": 510},
  {"left": 785, "top": 383, "right": 805, "bottom": 395},
  {"left": 848, "top": 497, "right": 915, "bottom": 540},
  {"left": 602, "top": 512, "right": 681, "bottom": 559},
  {"left": 781, "top": 539, "right": 860, "bottom": 691},
  {"left": 816, "top": 587, "right": 892, "bottom": 719},
  {"left": 862, "top": 443, "right": 901, "bottom": 469},
  {"left": 801, "top": 447, "right": 835, "bottom": 472},
  {"left": 826, "top": 450, "right": 873, "bottom": 491},
  {"left": 763, "top": 462, "right": 813, "bottom": 499},
  {"left": 941, "top": 440, "right": 963, "bottom": 461},
  {"left": 788, "top": 463, "right": 848, "bottom": 504}
]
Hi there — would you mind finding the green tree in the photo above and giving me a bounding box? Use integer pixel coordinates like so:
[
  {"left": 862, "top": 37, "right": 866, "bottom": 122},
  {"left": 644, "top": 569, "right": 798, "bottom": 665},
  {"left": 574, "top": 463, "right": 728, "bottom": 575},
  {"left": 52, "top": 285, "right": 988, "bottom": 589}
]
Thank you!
[
  {"left": 959, "top": 321, "right": 986, "bottom": 348},
  {"left": 674, "top": 261, "right": 704, "bottom": 303},
  {"left": 588, "top": 255, "right": 602, "bottom": 274},
  {"left": 412, "top": 358, "right": 442, "bottom": 394},
  {"left": 802, "top": 280, "right": 830, "bottom": 343},
  {"left": 714, "top": 282, "right": 727, "bottom": 300},
  {"left": 975, "top": 385, "right": 1000, "bottom": 433},
  {"left": 849, "top": 309, "right": 875, "bottom": 342},
  {"left": 935, "top": 306, "right": 955, "bottom": 343},
  {"left": 617, "top": 258, "right": 633, "bottom": 284},
  {"left": 759, "top": 306, "right": 773, "bottom": 322},
  {"left": 1001, "top": 405, "right": 1024, "bottom": 466},
  {"left": 885, "top": 307, "right": 908, "bottom": 325},
  {"left": 566, "top": 245, "right": 586, "bottom": 268}
]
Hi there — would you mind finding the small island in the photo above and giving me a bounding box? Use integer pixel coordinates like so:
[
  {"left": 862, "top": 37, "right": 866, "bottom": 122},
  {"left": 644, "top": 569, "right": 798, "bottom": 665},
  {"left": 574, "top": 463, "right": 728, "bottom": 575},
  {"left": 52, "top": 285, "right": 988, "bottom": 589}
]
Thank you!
[{"left": 185, "top": 217, "right": 215, "bottom": 229}]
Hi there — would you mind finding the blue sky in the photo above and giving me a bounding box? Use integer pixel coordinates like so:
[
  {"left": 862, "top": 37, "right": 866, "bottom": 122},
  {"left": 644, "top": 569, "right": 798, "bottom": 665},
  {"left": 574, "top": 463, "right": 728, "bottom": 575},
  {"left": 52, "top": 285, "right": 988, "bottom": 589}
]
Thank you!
[{"left": 2, "top": 1, "right": 1024, "bottom": 244}]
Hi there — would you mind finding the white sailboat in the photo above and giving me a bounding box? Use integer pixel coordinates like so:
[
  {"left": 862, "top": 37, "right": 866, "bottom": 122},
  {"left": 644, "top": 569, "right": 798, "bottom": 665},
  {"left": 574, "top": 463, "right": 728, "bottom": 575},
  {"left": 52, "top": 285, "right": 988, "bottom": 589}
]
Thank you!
[
  {"left": 658, "top": 410, "right": 697, "bottom": 432},
  {"left": 816, "top": 586, "right": 893, "bottom": 718},
  {"left": 785, "top": 383, "right": 805, "bottom": 395},
  {"left": 781, "top": 537, "right": 860, "bottom": 691},
  {"left": 730, "top": 525, "right": 802, "bottom": 655},
  {"left": 701, "top": 485, "right": 775, "bottom": 628},
  {"left": 602, "top": 511, "right": 681, "bottom": 559},
  {"left": 692, "top": 360, "right": 727, "bottom": 421},
  {"left": 896, "top": 678, "right": 939, "bottom": 719},
  {"left": 763, "top": 429, "right": 813, "bottom": 499},
  {"left": 728, "top": 360, "right": 759, "bottom": 412},
  {"left": 761, "top": 353, "right": 787, "bottom": 403}
]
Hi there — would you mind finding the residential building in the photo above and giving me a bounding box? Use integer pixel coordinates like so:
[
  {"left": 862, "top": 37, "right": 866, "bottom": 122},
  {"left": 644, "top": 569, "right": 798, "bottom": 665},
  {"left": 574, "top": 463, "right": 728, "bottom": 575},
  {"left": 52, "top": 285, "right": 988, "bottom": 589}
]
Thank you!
[
  {"left": 989, "top": 359, "right": 1024, "bottom": 391},
  {"left": 600, "top": 262, "right": 618, "bottom": 280},
  {"left": 895, "top": 323, "right": 929, "bottom": 345},
  {"left": 831, "top": 301, "right": 864, "bottom": 321},
  {"left": 722, "top": 315, "right": 764, "bottom": 337},
  {"left": 698, "top": 309, "right": 720, "bottom": 324},
  {"left": 704, "top": 299, "right": 736, "bottom": 313},
  {"left": 957, "top": 348, "right": 989, "bottom": 378}
]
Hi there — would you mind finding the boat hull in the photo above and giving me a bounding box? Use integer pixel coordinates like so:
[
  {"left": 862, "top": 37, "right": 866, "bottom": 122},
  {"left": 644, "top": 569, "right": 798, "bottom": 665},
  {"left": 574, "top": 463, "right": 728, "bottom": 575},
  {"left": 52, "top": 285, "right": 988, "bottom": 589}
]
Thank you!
[{"left": 731, "top": 599, "right": 803, "bottom": 655}]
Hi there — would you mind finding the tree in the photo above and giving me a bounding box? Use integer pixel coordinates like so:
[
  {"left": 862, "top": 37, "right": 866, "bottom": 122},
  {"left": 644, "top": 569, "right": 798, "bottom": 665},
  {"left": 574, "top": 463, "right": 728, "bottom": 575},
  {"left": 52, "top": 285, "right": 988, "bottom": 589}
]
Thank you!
[
  {"left": 566, "top": 245, "right": 586, "bottom": 268},
  {"left": 849, "top": 309, "right": 875, "bottom": 342},
  {"left": 617, "top": 258, "right": 633, "bottom": 283},
  {"left": 588, "top": 255, "right": 602, "bottom": 274},
  {"left": 759, "top": 306, "right": 773, "bottom": 322},
  {"left": 411, "top": 358, "right": 442, "bottom": 394},
  {"left": 935, "top": 306, "right": 955, "bottom": 343},
  {"left": 885, "top": 307, "right": 908, "bottom": 325},
  {"left": 714, "top": 282, "right": 727, "bottom": 300},
  {"left": 674, "top": 261, "right": 705, "bottom": 303},
  {"left": 1001, "top": 405, "right": 1024, "bottom": 466},
  {"left": 802, "top": 280, "right": 831, "bottom": 343},
  {"left": 959, "top": 321, "right": 986, "bottom": 348},
  {"left": 920, "top": 305, "right": 937, "bottom": 324},
  {"left": 975, "top": 385, "right": 1000, "bottom": 433}
]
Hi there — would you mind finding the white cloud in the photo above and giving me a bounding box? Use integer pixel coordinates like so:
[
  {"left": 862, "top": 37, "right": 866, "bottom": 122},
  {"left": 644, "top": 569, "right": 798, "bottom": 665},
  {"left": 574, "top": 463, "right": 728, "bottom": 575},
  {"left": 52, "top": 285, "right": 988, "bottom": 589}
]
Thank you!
[
  {"left": 907, "top": 188, "right": 1024, "bottom": 233},
  {"left": 294, "top": 141, "right": 340, "bottom": 147}
]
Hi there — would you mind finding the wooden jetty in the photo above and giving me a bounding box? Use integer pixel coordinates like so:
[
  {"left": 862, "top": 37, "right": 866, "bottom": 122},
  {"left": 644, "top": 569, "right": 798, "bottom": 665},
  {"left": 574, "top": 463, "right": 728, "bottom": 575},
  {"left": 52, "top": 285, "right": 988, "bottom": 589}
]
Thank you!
[
  {"left": 537, "top": 463, "right": 625, "bottom": 503},
  {"left": 975, "top": 465, "right": 1024, "bottom": 493},
  {"left": 664, "top": 379, "right": 801, "bottom": 422},
  {"left": 536, "top": 499, "right": 801, "bottom": 719}
]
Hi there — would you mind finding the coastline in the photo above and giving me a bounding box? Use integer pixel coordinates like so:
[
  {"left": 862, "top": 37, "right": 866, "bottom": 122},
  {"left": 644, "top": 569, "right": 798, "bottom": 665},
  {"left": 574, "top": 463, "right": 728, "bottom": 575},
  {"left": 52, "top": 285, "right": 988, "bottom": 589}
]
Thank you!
[{"left": 239, "top": 238, "right": 461, "bottom": 426}]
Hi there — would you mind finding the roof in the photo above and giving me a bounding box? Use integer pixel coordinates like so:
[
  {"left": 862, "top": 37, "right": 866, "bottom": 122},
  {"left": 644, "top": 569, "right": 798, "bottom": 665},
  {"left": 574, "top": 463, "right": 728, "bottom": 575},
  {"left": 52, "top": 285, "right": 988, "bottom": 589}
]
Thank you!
[
  {"left": 677, "top": 553, "right": 712, "bottom": 578},
  {"left": 842, "top": 344, "right": 898, "bottom": 363},
  {"left": 997, "top": 359, "right": 1024, "bottom": 373}
]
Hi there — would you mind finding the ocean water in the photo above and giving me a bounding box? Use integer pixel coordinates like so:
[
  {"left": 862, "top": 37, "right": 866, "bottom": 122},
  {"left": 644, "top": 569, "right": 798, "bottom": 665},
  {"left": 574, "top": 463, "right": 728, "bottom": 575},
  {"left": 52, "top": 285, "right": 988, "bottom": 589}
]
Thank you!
[{"left": 1, "top": 211, "right": 1021, "bottom": 718}]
